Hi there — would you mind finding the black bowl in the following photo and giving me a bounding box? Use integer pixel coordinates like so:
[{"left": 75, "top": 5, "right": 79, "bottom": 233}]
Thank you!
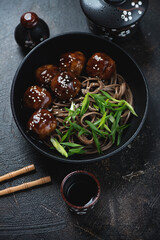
[{"left": 10, "top": 32, "right": 148, "bottom": 163}]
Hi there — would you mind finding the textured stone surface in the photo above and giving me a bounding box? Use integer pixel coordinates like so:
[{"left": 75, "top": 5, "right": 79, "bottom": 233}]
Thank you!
[{"left": 0, "top": 0, "right": 160, "bottom": 239}]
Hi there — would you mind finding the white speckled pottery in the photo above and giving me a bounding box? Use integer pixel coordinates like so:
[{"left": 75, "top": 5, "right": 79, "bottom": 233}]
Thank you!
[{"left": 80, "top": 0, "right": 149, "bottom": 41}]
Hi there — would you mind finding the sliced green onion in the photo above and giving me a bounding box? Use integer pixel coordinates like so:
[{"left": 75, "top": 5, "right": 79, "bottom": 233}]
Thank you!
[
  {"left": 64, "top": 102, "right": 81, "bottom": 122},
  {"left": 56, "top": 129, "right": 62, "bottom": 136},
  {"left": 61, "top": 142, "right": 83, "bottom": 148},
  {"left": 123, "top": 100, "right": 138, "bottom": 117},
  {"left": 92, "top": 131, "right": 101, "bottom": 153},
  {"left": 80, "top": 93, "right": 90, "bottom": 116},
  {"left": 98, "top": 112, "right": 107, "bottom": 129},
  {"left": 111, "top": 110, "right": 122, "bottom": 144},
  {"left": 109, "top": 114, "right": 115, "bottom": 123},
  {"left": 93, "top": 118, "right": 101, "bottom": 126},
  {"left": 51, "top": 90, "right": 138, "bottom": 157},
  {"left": 50, "top": 137, "right": 68, "bottom": 158},
  {"left": 104, "top": 124, "right": 111, "bottom": 133},
  {"left": 78, "top": 128, "right": 87, "bottom": 137},
  {"left": 61, "top": 126, "right": 74, "bottom": 142},
  {"left": 68, "top": 147, "right": 86, "bottom": 156},
  {"left": 70, "top": 122, "right": 91, "bottom": 135},
  {"left": 101, "top": 90, "right": 138, "bottom": 117},
  {"left": 117, "top": 129, "right": 123, "bottom": 146},
  {"left": 93, "top": 104, "right": 99, "bottom": 110},
  {"left": 90, "top": 93, "right": 106, "bottom": 114},
  {"left": 85, "top": 120, "right": 107, "bottom": 137},
  {"left": 101, "top": 90, "right": 117, "bottom": 102}
]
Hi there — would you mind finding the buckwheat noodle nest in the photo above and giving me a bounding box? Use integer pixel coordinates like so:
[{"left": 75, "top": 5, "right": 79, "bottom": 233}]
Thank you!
[{"left": 44, "top": 71, "right": 133, "bottom": 155}]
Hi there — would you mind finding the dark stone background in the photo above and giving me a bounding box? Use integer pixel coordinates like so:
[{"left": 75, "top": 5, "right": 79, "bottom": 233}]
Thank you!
[{"left": 0, "top": 0, "right": 159, "bottom": 239}]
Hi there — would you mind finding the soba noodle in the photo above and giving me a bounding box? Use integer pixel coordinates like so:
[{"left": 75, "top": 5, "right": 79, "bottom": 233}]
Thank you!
[{"left": 48, "top": 72, "right": 134, "bottom": 155}]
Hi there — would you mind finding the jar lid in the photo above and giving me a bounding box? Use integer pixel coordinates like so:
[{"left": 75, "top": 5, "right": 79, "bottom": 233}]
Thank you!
[
  {"left": 20, "top": 12, "right": 39, "bottom": 28},
  {"left": 80, "top": 0, "right": 148, "bottom": 29}
]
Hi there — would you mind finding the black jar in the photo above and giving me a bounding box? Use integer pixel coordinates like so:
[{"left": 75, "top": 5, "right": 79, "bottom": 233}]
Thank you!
[
  {"left": 80, "top": 0, "right": 148, "bottom": 41},
  {"left": 15, "top": 12, "right": 50, "bottom": 50}
]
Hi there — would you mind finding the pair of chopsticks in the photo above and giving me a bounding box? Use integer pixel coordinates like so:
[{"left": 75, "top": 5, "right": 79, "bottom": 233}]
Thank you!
[{"left": 0, "top": 164, "right": 51, "bottom": 196}]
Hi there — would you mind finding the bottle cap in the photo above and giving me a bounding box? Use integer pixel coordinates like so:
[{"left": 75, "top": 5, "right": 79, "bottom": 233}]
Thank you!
[{"left": 20, "top": 12, "right": 39, "bottom": 28}]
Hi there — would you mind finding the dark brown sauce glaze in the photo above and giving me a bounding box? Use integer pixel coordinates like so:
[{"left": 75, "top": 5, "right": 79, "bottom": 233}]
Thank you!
[
  {"left": 59, "top": 51, "right": 86, "bottom": 76},
  {"left": 86, "top": 52, "right": 116, "bottom": 81},
  {"left": 35, "top": 64, "right": 59, "bottom": 87},
  {"left": 28, "top": 109, "right": 57, "bottom": 139},
  {"left": 23, "top": 85, "right": 52, "bottom": 110},
  {"left": 51, "top": 71, "right": 81, "bottom": 101},
  {"left": 20, "top": 12, "right": 38, "bottom": 28},
  {"left": 24, "top": 51, "right": 117, "bottom": 145}
]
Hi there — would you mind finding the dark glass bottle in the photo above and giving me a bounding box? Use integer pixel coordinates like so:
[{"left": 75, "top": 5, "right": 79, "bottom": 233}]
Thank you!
[{"left": 15, "top": 12, "right": 50, "bottom": 50}]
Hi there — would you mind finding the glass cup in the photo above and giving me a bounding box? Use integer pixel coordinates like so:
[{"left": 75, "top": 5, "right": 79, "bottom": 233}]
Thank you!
[{"left": 61, "top": 170, "right": 100, "bottom": 215}]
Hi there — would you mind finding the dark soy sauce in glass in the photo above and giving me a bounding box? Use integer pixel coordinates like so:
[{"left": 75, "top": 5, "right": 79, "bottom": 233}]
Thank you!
[{"left": 65, "top": 174, "right": 98, "bottom": 206}]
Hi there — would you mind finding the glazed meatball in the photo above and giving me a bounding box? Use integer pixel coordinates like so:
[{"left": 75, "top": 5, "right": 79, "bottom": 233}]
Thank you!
[
  {"left": 59, "top": 51, "right": 85, "bottom": 76},
  {"left": 35, "top": 64, "right": 59, "bottom": 86},
  {"left": 23, "top": 85, "right": 52, "bottom": 110},
  {"left": 51, "top": 72, "right": 81, "bottom": 101},
  {"left": 86, "top": 52, "right": 116, "bottom": 81},
  {"left": 28, "top": 109, "right": 57, "bottom": 139}
]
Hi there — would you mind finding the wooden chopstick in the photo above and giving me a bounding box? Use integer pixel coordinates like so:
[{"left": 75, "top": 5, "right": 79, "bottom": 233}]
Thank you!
[
  {"left": 0, "top": 164, "right": 35, "bottom": 183},
  {"left": 0, "top": 176, "right": 51, "bottom": 196}
]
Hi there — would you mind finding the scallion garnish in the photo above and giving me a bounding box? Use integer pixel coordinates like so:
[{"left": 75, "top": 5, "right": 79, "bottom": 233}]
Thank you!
[
  {"left": 50, "top": 89, "right": 137, "bottom": 157},
  {"left": 92, "top": 130, "right": 101, "bottom": 153},
  {"left": 80, "top": 92, "right": 90, "bottom": 116},
  {"left": 50, "top": 137, "right": 68, "bottom": 158},
  {"left": 61, "top": 142, "right": 82, "bottom": 147},
  {"left": 68, "top": 147, "right": 86, "bottom": 156}
]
